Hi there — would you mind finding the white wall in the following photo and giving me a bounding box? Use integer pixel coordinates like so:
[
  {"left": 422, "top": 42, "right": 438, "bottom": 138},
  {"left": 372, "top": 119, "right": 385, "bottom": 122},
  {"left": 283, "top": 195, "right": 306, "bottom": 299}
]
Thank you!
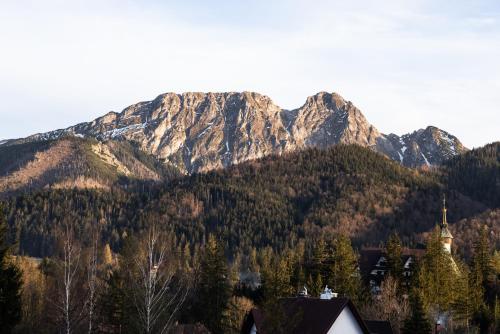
[{"left": 327, "top": 306, "right": 365, "bottom": 334}]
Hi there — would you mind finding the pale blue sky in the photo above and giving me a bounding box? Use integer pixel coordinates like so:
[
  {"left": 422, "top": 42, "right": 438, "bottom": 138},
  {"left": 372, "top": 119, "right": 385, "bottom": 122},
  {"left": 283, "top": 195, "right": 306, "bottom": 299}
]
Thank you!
[{"left": 1, "top": 0, "right": 499, "bottom": 147}]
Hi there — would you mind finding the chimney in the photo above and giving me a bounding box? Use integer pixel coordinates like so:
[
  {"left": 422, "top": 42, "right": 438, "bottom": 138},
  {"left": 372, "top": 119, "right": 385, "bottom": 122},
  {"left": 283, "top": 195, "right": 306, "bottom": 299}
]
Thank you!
[
  {"left": 320, "top": 286, "right": 338, "bottom": 300},
  {"left": 298, "top": 286, "right": 309, "bottom": 298}
]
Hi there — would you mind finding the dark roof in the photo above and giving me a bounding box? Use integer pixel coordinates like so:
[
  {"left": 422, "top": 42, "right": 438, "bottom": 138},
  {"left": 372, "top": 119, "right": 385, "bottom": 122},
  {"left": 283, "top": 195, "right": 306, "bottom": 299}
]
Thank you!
[
  {"left": 365, "top": 320, "right": 394, "bottom": 334},
  {"left": 359, "top": 247, "right": 425, "bottom": 278},
  {"left": 243, "top": 297, "right": 370, "bottom": 334}
]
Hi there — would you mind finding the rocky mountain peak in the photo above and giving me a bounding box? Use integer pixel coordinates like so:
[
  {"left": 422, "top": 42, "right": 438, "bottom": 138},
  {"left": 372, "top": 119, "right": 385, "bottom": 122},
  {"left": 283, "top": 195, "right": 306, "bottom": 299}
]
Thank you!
[
  {"left": 385, "top": 125, "right": 467, "bottom": 167},
  {"left": 2, "top": 91, "right": 468, "bottom": 173}
]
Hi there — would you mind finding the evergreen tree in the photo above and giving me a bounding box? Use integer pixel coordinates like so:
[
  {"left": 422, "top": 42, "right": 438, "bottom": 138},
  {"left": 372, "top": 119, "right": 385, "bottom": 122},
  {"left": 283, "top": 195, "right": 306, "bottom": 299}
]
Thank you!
[
  {"left": 261, "top": 256, "right": 293, "bottom": 300},
  {"left": 99, "top": 270, "right": 132, "bottom": 334},
  {"left": 330, "top": 235, "right": 362, "bottom": 301},
  {"left": 0, "top": 204, "right": 23, "bottom": 333},
  {"left": 402, "top": 291, "right": 432, "bottom": 334},
  {"left": 289, "top": 242, "right": 305, "bottom": 292},
  {"left": 452, "top": 261, "right": 482, "bottom": 330},
  {"left": 260, "top": 252, "right": 297, "bottom": 334},
  {"left": 196, "top": 234, "right": 231, "bottom": 334},
  {"left": 471, "top": 227, "right": 494, "bottom": 301},
  {"left": 306, "top": 273, "right": 323, "bottom": 297},
  {"left": 386, "top": 233, "right": 403, "bottom": 283},
  {"left": 311, "top": 238, "right": 327, "bottom": 278},
  {"left": 470, "top": 227, "right": 495, "bottom": 332},
  {"left": 249, "top": 247, "right": 259, "bottom": 273},
  {"left": 418, "top": 227, "right": 457, "bottom": 314}
]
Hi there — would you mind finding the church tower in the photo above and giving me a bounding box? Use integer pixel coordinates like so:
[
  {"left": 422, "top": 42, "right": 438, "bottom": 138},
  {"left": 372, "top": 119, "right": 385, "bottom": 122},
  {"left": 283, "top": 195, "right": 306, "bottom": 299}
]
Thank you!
[{"left": 440, "top": 196, "right": 453, "bottom": 253}]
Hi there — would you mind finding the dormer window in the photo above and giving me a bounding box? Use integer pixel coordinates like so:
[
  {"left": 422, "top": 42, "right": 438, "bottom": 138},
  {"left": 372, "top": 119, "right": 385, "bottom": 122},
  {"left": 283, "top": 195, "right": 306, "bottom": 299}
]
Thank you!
[
  {"left": 375, "top": 256, "right": 387, "bottom": 267},
  {"left": 404, "top": 257, "right": 413, "bottom": 269}
]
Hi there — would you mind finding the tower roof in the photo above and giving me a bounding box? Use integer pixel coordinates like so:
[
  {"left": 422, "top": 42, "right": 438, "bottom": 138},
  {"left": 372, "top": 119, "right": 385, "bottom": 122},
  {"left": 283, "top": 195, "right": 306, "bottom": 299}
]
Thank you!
[{"left": 440, "top": 195, "right": 453, "bottom": 239}]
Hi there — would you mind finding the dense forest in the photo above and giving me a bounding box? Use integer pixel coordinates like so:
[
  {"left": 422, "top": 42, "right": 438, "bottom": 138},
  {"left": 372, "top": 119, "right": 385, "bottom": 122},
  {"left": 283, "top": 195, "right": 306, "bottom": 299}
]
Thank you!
[
  {"left": 1, "top": 206, "right": 499, "bottom": 333},
  {"left": 444, "top": 142, "right": 500, "bottom": 208},
  {"left": 1, "top": 143, "right": 498, "bottom": 259},
  {"left": 0, "top": 142, "right": 499, "bottom": 333}
]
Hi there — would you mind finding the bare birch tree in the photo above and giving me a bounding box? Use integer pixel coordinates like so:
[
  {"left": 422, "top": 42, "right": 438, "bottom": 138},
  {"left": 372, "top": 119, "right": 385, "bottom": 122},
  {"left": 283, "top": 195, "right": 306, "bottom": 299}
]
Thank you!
[
  {"left": 55, "top": 223, "right": 81, "bottom": 334},
  {"left": 362, "top": 275, "right": 409, "bottom": 334},
  {"left": 131, "top": 226, "right": 190, "bottom": 334}
]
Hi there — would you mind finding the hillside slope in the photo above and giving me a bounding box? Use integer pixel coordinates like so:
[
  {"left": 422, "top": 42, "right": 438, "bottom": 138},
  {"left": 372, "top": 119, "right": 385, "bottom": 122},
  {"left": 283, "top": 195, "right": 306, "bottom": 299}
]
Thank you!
[
  {"left": 2, "top": 144, "right": 488, "bottom": 258},
  {"left": 444, "top": 142, "right": 500, "bottom": 208},
  {"left": 0, "top": 137, "right": 178, "bottom": 194}
]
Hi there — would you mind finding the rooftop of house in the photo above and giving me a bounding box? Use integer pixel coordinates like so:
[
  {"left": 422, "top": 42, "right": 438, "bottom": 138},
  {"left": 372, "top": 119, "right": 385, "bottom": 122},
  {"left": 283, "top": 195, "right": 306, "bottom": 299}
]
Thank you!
[
  {"left": 359, "top": 247, "right": 425, "bottom": 277},
  {"left": 242, "top": 297, "right": 393, "bottom": 334}
]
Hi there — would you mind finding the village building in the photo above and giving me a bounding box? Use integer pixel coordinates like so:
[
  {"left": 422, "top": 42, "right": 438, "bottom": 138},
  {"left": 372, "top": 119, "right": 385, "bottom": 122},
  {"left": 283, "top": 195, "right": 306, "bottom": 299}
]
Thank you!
[
  {"left": 360, "top": 247, "right": 425, "bottom": 294},
  {"left": 242, "top": 287, "right": 393, "bottom": 334},
  {"left": 440, "top": 196, "right": 454, "bottom": 253},
  {"left": 360, "top": 196, "right": 455, "bottom": 294}
]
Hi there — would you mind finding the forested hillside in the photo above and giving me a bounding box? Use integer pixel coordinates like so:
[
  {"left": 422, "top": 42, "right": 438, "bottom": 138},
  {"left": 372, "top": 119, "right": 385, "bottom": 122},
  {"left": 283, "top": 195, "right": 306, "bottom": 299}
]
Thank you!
[
  {"left": 2, "top": 144, "right": 496, "bottom": 259},
  {"left": 0, "top": 137, "right": 179, "bottom": 195},
  {"left": 444, "top": 142, "right": 500, "bottom": 208}
]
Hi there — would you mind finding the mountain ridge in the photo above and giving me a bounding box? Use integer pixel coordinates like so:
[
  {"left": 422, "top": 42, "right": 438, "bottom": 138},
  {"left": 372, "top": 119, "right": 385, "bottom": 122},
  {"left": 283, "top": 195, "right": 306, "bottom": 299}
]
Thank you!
[{"left": 1, "top": 91, "right": 467, "bottom": 173}]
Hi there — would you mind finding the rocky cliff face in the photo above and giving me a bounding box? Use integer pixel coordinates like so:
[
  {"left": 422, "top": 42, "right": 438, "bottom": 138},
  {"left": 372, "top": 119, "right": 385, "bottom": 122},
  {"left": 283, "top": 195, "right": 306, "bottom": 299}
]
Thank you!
[
  {"left": 385, "top": 127, "right": 466, "bottom": 168},
  {"left": 4, "top": 91, "right": 467, "bottom": 173}
]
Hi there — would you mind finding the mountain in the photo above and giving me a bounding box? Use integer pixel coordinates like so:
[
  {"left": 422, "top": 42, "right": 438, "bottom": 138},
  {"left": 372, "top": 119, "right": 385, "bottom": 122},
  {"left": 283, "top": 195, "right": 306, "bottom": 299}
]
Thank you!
[
  {"left": 1, "top": 91, "right": 467, "bottom": 174},
  {"left": 2, "top": 144, "right": 491, "bottom": 259},
  {"left": 385, "top": 126, "right": 466, "bottom": 167},
  {"left": 0, "top": 137, "right": 179, "bottom": 195}
]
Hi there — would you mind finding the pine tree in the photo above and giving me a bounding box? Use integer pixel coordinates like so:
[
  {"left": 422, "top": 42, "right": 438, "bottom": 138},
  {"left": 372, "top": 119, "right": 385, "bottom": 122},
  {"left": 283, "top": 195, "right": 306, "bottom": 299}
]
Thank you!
[
  {"left": 99, "top": 270, "right": 131, "bottom": 334},
  {"left": 262, "top": 256, "right": 293, "bottom": 300},
  {"left": 311, "top": 238, "right": 327, "bottom": 278},
  {"left": 249, "top": 247, "right": 259, "bottom": 273},
  {"left": 305, "top": 273, "right": 323, "bottom": 297},
  {"left": 0, "top": 204, "right": 23, "bottom": 333},
  {"left": 452, "top": 261, "right": 482, "bottom": 330},
  {"left": 197, "top": 235, "right": 231, "bottom": 334},
  {"left": 470, "top": 227, "right": 495, "bottom": 332},
  {"left": 260, "top": 252, "right": 297, "bottom": 334},
  {"left": 471, "top": 227, "right": 494, "bottom": 301},
  {"left": 290, "top": 242, "right": 305, "bottom": 292},
  {"left": 330, "top": 235, "right": 361, "bottom": 301},
  {"left": 386, "top": 233, "right": 403, "bottom": 283},
  {"left": 402, "top": 291, "right": 432, "bottom": 334},
  {"left": 418, "top": 227, "right": 457, "bottom": 314}
]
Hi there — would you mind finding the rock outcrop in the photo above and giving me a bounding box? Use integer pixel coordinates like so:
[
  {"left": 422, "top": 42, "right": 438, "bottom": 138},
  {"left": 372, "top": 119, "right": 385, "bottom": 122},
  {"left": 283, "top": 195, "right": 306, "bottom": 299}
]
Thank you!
[{"left": 3, "top": 91, "right": 467, "bottom": 173}]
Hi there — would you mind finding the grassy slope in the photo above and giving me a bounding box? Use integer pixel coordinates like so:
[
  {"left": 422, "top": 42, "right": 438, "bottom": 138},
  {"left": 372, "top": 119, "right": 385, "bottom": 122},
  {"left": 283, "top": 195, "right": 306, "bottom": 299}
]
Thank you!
[{"left": 0, "top": 137, "right": 179, "bottom": 195}]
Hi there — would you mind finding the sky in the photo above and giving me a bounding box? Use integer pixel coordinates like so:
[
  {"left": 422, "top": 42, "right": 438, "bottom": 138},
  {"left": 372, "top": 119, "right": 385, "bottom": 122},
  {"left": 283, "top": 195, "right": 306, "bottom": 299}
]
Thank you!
[{"left": 0, "top": 0, "right": 499, "bottom": 148}]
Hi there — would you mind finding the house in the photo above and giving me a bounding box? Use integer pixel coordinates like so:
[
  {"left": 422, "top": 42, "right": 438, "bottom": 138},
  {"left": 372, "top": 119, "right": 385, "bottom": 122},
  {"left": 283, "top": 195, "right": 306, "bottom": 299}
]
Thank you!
[
  {"left": 360, "top": 196, "right": 455, "bottom": 295},
  {"left": 241, "top": 295, "right": 393, "bottom": 334},
  {"left": 359, "top": 247, "right": 425, "bottom": 294}
]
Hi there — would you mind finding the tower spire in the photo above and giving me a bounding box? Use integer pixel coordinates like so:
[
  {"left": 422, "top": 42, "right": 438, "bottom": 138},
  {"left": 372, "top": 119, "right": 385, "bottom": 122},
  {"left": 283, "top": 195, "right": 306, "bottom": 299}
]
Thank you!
[
  {"left": 440, "top": 194, "right": 453, "bottom": 253},
  {"left": 442, "top": 194, "right": 447, "bottom": 227}
]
